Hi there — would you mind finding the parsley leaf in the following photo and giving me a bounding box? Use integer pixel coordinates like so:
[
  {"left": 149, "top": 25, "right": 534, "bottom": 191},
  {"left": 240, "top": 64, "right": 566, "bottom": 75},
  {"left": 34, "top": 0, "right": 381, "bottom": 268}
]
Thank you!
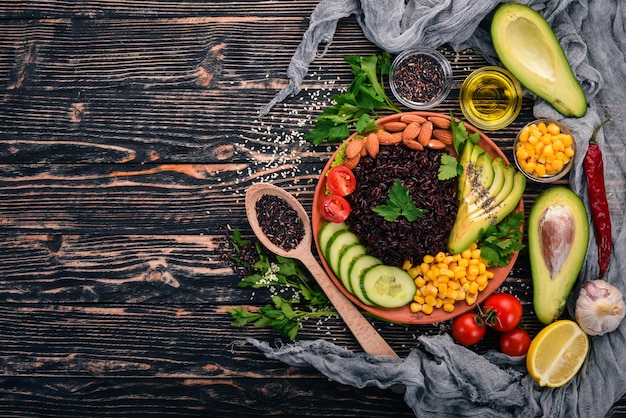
[
  {"left": 373, "top": 179, "right": 426, "bottom": 222},
  {"left": 305, "top": 52, "right": 401, "bottom": 144},
  {"left": 438, "top": 153, "right": 462, "bottom": 180},
  {"left": 226, "top": 229, "right": 337, "bottom": 341},
  {"left": 450, "top": 113, "right": 480, "bottom": 155},
  {"left": 477, "top": 212, "right": 525, "bottom": 267}
]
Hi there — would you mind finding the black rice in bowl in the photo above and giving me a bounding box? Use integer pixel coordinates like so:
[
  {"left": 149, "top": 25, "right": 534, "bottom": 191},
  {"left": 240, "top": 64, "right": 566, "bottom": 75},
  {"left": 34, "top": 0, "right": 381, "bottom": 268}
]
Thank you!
[{"left": 345, "top": 144, "right": 457, "bottom": 266}]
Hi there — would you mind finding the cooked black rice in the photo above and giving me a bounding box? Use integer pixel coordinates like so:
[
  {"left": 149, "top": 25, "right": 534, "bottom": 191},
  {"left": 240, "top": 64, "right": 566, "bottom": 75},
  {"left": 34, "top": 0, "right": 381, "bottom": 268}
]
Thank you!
[{"left": 345, "top": 143, "right": 457, "bottom": 266}]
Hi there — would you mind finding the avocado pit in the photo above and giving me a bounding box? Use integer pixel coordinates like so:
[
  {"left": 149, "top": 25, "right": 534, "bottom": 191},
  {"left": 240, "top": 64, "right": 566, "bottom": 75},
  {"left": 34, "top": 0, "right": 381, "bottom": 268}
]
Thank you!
[{"left": 539, "top": 205, "right": 575, "bottom": 278}]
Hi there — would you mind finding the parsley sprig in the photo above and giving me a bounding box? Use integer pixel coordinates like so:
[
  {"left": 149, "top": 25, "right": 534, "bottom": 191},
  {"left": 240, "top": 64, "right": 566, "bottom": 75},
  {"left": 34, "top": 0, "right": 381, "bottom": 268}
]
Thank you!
[
  {"left": 477, "top": 212, "right": 525, "bottom": 267},
  {"left": 373, "top": 179, "right": 425, "bottom": 222},
  {"left": 305, "top": 52, "right": 401, "bottom": 144},
  {"left": 437, "top": 114, "right": 481, "bottom": 180},
  {"left": 227, "top": 229, "right": 336, "bottom": 341}
]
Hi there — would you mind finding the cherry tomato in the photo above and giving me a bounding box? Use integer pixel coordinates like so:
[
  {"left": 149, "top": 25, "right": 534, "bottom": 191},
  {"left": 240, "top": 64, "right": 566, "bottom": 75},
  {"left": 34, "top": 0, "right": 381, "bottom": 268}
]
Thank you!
[
  {"left": 326, "top": 166, "right": 357, "bottom": 197},
  {"left": 451, "top": 312, "right": 486, "bottom": 346},
  {"left": 320, "top": 195, "right": 351, "bottom": 223},
  {"left": 500, "top": 328, "right": 531, "bottom": 356},
  {"left": 482, "top": 293, "right": 523, "bottom": 332}
]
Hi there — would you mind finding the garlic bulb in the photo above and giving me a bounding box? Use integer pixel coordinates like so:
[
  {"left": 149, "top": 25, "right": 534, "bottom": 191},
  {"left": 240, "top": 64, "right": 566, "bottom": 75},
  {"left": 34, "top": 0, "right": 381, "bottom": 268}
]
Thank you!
[{"left": 575, "top": 280, "right": 626, "bottom": 336}]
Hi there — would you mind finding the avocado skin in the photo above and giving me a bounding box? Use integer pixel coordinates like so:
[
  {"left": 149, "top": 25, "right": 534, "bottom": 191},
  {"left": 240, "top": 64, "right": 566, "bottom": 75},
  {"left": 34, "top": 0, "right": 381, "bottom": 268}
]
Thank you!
[
  {"left": 491, "top": 3, "right": 587, "bottom": 118},
  {"left": 529, "top": 187, "right": 589, "bottom": 324}
]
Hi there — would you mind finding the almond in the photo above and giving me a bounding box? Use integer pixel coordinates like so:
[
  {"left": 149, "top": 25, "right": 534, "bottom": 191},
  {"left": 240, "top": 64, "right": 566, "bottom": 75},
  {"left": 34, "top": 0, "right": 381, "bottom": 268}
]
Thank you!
[
  {"left": 427, "top": 139, "right": 447, "bottom": 150},
  {"left": 365, "top": 132, "right": 380, "bottom": 158},
  {"left": 400, "top": 114, "right": 427, "bottom": 124},
  {"left": 345, "top": 138, "right": 364, "bottom": 159},
  {"left": 383, "top": 121, "right": 408, "bottom": 132},
  {"left": 377, "top": 130, "right": 401, "bottom": 145},
  {"left": 433, "top": 129, "right": 453, "bottom": 145},
  {"left": 417, "top": 121, "right": 433, "bottom": 146},
  {"left": 403, "top": 139, "right": 424, "bottom": 151},
  {"left": 390, "top": 131, "right": 404, "bottom": 144},
  {"left": 429, "top": 116, "right": 451, "bottom": 129},
  {"left": 402, "top": 122, "right": 421, "bottom": 142},
  {"left": 360, "top": 142, "right": 369, "bottom": 156},
  {"left": 343, "top": 155, "right": 360, "bottom": 170}
]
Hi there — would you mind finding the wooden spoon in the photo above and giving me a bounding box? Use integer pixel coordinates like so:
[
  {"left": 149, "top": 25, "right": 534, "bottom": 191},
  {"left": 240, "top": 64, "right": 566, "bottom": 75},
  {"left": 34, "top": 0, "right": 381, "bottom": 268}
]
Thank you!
[{"left": 245, "top": 182, "right": 398, "bottom": 357}]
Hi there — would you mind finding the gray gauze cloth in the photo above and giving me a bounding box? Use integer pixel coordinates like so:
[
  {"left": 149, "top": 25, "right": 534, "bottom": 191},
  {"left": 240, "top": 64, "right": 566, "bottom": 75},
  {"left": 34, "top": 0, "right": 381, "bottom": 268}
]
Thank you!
[{"left": 249, "top": 0, "right": 626, "bottom": 417}]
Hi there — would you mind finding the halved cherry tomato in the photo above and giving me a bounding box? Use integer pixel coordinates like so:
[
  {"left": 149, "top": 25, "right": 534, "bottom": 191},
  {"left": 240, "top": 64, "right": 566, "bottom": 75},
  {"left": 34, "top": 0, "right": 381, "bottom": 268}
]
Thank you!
[
  {"left": 326, "top": 166, "right": 357, "bottom": 197},
  {"left": 451, "top": 312, "right": 486, "bottom": 346},
  {"left": 320, "top": 195, "right": 351, "bottom": 223},
  {"left": 499, "top": 328, "right": 531, "bottom": 356},
  {"left": 482, "top": 293, "right": 523, "bottom": 332}
]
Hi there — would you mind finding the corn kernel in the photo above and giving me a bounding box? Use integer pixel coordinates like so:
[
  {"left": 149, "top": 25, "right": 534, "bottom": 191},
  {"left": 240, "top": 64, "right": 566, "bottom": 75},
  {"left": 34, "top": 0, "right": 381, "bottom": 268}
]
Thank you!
[
  {"left": 443, "top": 303, "right": 455, "bottom": 313},
  {"left": 408, "top": 266, "right": 421, "bottom": 278},
  {"left": 466, "top": 293, "right": 477, "bottom": 305},
  {"left": 422, "top": 304, "right": 434, "bottom": 315},
  {"left": 477, "top": 274, "right": 489, "bottom": 286},
  {"left": 468, "top": 282, "right": 479, "bottom": 294},
  {"left": 415, "top": 276, "right": 426, "bottom": 288},
  {"left": 547, "top": 122, "right": 561, "bottom": 135},
  {"left": 438, "top": 282, "right": 448, "bottom": 294},
  {"left": 410, "top": 302, "right": 422, "bottom": 313}
]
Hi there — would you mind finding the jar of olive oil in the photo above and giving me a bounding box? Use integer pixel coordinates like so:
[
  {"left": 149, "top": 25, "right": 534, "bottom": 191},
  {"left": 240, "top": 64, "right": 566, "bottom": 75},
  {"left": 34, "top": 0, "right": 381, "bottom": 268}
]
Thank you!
[{"left": 460, "top": 66, "right": 523, "bottom": 130}]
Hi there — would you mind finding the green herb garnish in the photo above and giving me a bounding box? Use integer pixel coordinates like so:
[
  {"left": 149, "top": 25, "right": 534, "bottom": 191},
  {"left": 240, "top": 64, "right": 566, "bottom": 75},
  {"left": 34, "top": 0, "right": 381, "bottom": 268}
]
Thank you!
[
  {"left": 227, "top": 229, "right": 336, "bottom": 341},
  {"left": 305, "top": 52, "right": 401, "bottom": 144},
  {"left": 438, "top": 153, "right": 462, "bottom": 180},
  {"left": 450, "top": 113, "right": 480, "bottom": 155},
  {"left": 477, "top": 212, "right": 525, "bottom": 267},
  {"left": 373, "top": 179, "right": 425, "bottom": 222}
]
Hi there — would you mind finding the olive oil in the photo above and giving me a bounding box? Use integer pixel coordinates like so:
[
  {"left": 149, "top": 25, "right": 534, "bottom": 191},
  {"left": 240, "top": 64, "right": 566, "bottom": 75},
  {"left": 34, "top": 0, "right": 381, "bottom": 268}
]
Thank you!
[{"left": 460, "top": 67, "right": 522, "bottom": 130}]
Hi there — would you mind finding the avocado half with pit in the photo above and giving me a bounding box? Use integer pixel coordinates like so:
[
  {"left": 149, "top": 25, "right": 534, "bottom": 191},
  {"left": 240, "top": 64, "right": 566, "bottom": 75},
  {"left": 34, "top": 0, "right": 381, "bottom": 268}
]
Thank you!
[
  {"left": 491, "top": 2, "right": 587, "bottom": 117},
  {"left": 528, "top": 187, "right": 589, "bottom": 324}
]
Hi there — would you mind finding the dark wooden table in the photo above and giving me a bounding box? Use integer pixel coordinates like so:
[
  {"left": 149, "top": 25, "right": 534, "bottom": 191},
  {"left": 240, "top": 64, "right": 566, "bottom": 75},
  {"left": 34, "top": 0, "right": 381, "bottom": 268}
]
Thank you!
[{"left": 1, "top": 2, "right": 624, "bottom": 416}]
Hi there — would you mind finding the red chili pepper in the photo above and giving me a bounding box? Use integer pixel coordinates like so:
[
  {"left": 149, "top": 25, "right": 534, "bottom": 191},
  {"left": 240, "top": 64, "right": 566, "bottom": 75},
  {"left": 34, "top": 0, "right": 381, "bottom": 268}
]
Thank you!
[{"left": 583, "top": 118, "right": 612, "bottom": 277}]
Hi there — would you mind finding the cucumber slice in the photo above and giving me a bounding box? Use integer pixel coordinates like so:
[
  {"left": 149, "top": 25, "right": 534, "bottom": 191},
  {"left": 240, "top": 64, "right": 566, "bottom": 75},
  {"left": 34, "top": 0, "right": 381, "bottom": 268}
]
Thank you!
[
  {"left": 318, "top": 221, "right": 348, "bottom": 258},
  {"left": 349, "top": 254, "right": 382, "bottom": 306},
  {"left": 337, "top": 243, "right": 367, "bottom": 293},
  {"left": 326, "top": 230, "right": 360, "bottom": 276},
  {"left": 360, "top": 265, "right": 417, "bottom": 308}
]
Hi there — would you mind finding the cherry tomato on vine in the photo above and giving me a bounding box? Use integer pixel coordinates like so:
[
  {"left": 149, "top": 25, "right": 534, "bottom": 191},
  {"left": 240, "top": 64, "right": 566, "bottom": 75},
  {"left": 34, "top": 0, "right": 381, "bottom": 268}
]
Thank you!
[
  {"left": 499, "top": 328, "right": 531, "bottom": 356},
  {"left": 320, "top": 195, "right": 351, "bottom": 223},
  {"left": 451, "top": 312, "right": 486, "bottom": 346},
  {"left": 326, "top": 166, "right": 357, "bottom": 197},
  {"left": 482, "top": 293, "right": 523, "bottom": 332}
]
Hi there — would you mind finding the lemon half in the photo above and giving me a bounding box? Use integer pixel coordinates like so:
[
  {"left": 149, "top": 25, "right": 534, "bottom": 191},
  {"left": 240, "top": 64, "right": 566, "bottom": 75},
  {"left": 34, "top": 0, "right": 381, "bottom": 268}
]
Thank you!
[{"left": 526, "top": 319, "right": 589, "bottom": 387}]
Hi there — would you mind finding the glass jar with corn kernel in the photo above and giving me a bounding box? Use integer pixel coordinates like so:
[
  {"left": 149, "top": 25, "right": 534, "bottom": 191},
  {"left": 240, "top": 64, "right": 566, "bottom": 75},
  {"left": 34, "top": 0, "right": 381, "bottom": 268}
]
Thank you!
[{"left": 513, "top": 119, "right": 576, "bottom": 183}]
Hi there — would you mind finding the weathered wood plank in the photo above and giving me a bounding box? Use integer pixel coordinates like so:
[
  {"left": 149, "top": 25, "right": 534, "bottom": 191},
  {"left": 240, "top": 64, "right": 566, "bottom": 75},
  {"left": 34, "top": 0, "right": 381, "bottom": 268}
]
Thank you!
[
  {"left": 0, "top": 376, "right": 415, "bottom": 417},
  {"left": 0, "top": 299, "right": 542, "bottom": 375},
  {"left": 0, "top": 1, "right": 322, "bottom": 19}
]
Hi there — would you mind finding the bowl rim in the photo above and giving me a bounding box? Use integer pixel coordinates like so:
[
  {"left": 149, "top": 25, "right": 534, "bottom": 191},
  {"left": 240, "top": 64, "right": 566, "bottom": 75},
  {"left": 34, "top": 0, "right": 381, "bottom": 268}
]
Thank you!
[
  {"left": 459, "top": 66, "right": 523, "bottom": 131},
  {"left": 389, "top": 47, "right": 453, "bottom": 110},
  {"left": 513, "top": 118, "right": 575, "bottom": 183},
  {"left": 312, "top": 111, "right": 524, "bottom": 325}
]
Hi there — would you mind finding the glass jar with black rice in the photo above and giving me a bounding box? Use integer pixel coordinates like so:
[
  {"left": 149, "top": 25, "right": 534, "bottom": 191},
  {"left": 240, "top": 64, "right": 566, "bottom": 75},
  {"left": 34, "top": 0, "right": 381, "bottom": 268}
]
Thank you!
[{"left": 390, "top": 47, "right": 453, "bottom": 110}]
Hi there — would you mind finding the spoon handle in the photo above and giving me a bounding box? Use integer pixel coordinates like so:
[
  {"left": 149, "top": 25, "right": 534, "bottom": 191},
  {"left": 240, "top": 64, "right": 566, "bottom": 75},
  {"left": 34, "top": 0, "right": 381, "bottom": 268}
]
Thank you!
[{"left": 300, "top": 251, "right": 398, "bottom": 357}]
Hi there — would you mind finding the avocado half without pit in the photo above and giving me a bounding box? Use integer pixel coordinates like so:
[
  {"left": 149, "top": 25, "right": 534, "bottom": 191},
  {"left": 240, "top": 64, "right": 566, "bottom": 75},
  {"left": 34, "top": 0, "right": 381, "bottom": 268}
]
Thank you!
[{"left": 491, "top": 2, "right": 588, "bottom": 118}]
